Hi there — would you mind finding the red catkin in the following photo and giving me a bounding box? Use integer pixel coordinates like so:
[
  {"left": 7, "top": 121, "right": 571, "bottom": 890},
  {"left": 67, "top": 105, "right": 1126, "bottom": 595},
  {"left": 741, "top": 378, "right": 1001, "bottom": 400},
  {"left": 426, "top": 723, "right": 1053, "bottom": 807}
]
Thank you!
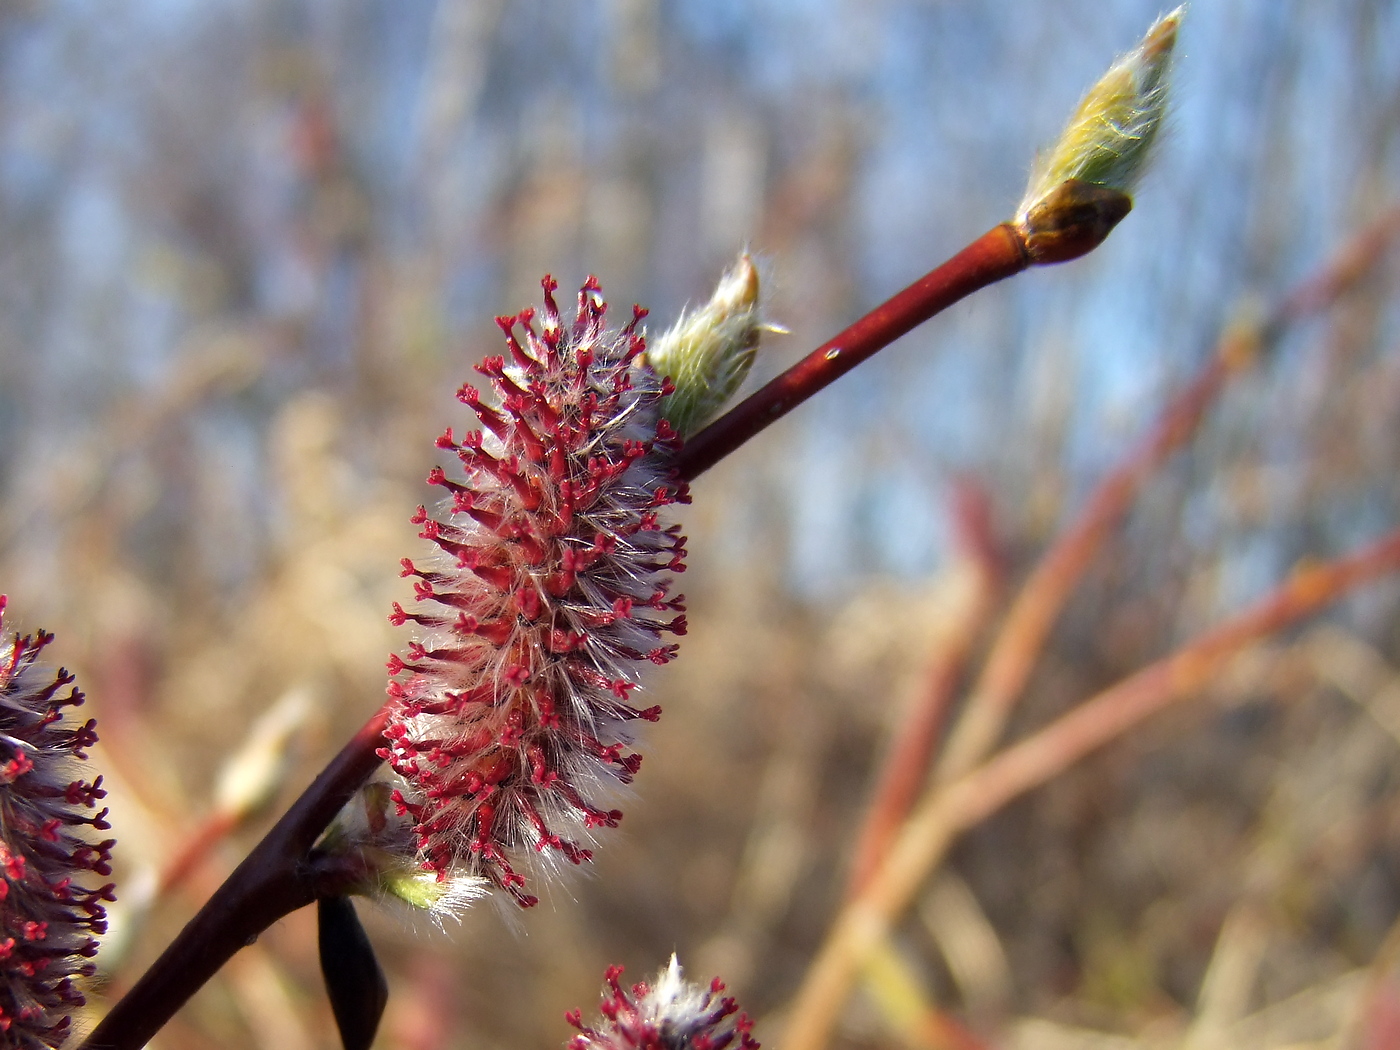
[
  {"left": 382, "top": 277, "right": 688, "bottom": 907},
  {"left": 0, "top": 597, "right": 115, "bottom": 1048}
]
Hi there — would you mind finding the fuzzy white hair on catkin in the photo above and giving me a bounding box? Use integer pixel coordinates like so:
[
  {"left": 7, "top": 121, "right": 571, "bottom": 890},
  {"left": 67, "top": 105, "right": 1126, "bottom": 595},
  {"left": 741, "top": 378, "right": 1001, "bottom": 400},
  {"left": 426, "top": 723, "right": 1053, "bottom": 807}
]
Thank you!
[{"left": 641, "top": 956, "right": 717, "bottom": 1032}]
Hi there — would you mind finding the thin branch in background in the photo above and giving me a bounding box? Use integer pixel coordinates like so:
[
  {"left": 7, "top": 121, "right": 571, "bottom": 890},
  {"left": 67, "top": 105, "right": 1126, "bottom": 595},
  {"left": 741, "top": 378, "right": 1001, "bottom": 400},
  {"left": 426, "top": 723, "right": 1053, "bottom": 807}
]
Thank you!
[
  {"left": 1269, "top": 204, "right": 1400, "bottom": 328},
  {"left": 845, "top": 481, "right": 1003, "bottom": 898},
  {"left": 786, "top": 207, "right": 1400, "bottom": 1050},
  {"left": 781, "top": 525, "right": 1400, "bottom": 1050},
  {"left": 861, "top": 938, "right": 997, "bottom": 1050},
  {"left": 154, "top": 811, "right": 240, "bottom": 897},
  {"left": 934, "top": 204, "right": 1400, "bottom": 783}
]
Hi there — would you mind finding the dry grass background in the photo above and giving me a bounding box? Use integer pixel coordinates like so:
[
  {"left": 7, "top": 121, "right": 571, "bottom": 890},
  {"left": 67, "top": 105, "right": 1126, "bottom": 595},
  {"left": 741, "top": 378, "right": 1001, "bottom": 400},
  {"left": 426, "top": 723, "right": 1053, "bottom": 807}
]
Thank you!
[{"left": 0, "top": 1, "right": 1398, "bottom": 1048}]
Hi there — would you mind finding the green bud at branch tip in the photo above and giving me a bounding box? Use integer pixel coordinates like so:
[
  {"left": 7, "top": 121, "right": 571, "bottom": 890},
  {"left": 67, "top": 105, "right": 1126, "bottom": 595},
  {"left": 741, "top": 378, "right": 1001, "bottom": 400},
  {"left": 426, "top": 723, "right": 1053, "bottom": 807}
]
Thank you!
[{"left": 1016, "top": 6, "right": 1182, "bottom": 264}]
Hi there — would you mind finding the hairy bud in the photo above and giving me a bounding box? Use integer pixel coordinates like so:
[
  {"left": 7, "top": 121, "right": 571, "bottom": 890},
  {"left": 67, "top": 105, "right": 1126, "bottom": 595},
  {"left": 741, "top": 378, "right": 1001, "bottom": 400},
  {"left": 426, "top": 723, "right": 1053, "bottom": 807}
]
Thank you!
[
  {"left": 647, "top": 254, "right": 776, "bottom": 438},
  {"left": 1017, "top": 7, "right": 1181, "bottom": 262}
]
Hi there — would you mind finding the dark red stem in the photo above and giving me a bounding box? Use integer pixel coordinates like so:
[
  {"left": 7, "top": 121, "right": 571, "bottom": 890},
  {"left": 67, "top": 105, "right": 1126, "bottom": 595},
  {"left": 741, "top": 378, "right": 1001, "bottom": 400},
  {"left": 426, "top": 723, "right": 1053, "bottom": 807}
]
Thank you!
[
  {"left": 675, "top": 223, "right": 1029, "bottom": 479},
  {"left": 81, "top": 706, "right": 391, "bottom": 1050}
]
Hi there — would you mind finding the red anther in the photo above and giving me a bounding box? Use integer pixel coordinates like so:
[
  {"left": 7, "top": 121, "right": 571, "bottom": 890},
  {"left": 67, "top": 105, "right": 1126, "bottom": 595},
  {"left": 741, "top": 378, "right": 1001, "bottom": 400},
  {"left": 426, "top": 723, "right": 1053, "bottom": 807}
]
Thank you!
[
  {"left": 514, "top": 587, "right": 542, "bottom": 621},
  {"left": 548, "top": 629, "right": 587, "bottom": 653},
  {"left": 475, "top": 355, "right": 507, "bottom": 377}
]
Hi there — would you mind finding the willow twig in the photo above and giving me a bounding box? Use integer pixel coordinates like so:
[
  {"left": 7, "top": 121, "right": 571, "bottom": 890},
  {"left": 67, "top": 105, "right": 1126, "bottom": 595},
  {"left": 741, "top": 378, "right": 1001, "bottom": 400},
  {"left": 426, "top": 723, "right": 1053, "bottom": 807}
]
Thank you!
[{"left": 80, "top": 218, "right": 1048, "bottom": 1050}]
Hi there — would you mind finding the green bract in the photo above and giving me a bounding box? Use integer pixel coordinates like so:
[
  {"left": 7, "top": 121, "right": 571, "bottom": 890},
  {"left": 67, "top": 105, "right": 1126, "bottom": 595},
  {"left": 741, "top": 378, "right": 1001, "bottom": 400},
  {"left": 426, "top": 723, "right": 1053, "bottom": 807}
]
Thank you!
[{"left": 648, "top": 253, "right": 772, "bottom": 438}]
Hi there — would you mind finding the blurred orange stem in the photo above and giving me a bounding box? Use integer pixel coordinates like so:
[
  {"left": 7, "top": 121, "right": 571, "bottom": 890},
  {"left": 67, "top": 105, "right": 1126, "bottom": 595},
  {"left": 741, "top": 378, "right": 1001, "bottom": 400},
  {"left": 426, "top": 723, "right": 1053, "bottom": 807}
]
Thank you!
[
  {"left": 934, "top": 350, "right": 1240, "bottom": 781},
  {"left": 156, "top": 811, "right": 240, "bottom": 896},
  {"left": 846, "top": 484, "right": 1003, "bottom": 897},
  {"left": 782, "top": 527, "right": 1400, "bottom": 1050}
]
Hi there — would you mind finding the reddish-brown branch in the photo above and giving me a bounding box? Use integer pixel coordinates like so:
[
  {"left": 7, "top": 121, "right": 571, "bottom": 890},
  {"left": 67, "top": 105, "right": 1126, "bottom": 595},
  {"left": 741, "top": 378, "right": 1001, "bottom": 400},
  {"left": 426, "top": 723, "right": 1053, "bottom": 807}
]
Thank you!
[
  {"left": 675, "top": 225, "right": 1029, "bottom": 480},
  {"left": 81, "top": 705, "right": 391, "bottom": 1050},
  {"left": 1270, "top": 203, "right": 1400, "bottom": 326}
]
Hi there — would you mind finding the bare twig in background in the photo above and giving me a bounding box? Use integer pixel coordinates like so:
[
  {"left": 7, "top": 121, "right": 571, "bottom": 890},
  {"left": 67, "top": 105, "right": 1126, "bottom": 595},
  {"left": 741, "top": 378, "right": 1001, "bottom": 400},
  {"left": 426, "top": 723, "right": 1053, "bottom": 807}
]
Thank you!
[
  {"left": 782, "top": 526, "right": 1400, "bottom": 1050},
  {"left": 847, "top": 481, "right": 1003, "bottom": 897}
]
